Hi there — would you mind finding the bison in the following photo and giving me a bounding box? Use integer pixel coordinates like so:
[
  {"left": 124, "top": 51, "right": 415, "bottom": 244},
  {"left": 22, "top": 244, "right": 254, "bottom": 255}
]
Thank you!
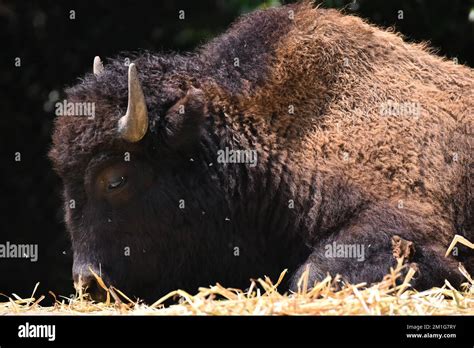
[{"left": 49, "top": 2, "right": 473, "bottom": 301}]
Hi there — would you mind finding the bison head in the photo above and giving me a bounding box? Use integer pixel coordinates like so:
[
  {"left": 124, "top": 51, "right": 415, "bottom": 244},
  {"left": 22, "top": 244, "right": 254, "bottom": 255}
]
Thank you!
[{"left": 49, "top": 55, "right": 237, "bottom": 301}]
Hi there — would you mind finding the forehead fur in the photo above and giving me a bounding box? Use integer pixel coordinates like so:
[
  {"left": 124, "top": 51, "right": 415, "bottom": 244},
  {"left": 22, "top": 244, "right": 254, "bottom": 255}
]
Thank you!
[{"left": 48, "top": 53, "right": 199, "bottom": 177}]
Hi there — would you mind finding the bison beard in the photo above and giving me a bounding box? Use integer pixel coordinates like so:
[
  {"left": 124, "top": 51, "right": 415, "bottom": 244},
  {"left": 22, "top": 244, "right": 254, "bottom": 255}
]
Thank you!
[{"left": 49, "top": 2, "right": 473, "bottom": 302}]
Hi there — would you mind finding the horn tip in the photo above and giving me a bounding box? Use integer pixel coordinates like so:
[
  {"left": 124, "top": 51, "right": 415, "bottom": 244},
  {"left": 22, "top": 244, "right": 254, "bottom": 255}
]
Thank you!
[
  {"left": 93, "top": 56, "right": 104, "bottom": 76},
  {"left": 128, "top": 62, "right": 137, "bottom": 73}
]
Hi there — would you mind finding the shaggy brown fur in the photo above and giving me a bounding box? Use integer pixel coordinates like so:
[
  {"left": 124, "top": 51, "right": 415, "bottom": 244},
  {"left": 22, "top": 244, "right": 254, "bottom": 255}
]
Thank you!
[{"left": 50, "top": 2, "right": 473, "bottom": 300}]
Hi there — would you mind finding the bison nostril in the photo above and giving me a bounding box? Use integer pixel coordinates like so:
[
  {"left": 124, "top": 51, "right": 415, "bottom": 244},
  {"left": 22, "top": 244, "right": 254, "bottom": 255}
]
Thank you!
[
  {"left": 85, "top": 279, "right": 108, "bottom": 302},
  {"left": 74, "top": 273, "right": 108, "bottom": 302}
]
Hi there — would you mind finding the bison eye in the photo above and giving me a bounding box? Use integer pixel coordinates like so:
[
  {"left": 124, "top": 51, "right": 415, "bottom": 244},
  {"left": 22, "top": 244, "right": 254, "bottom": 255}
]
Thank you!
[
  {"left": 89, "top": 159, "right": 153, "bottom": 204},
  {"left": 107, "top": 176, "right": 127, "bottom": 191}
]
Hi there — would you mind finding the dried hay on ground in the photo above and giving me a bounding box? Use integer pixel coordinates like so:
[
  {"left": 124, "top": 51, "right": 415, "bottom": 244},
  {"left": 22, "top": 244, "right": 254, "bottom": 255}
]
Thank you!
[{"left": 1, "top": 235, "right": 473, "bottom": 315}]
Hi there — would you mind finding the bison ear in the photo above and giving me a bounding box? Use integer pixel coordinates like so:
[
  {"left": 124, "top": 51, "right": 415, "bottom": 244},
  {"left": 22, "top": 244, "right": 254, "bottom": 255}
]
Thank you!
[{"left": 162, "top": 87, "right": 206, "bottom": 149}]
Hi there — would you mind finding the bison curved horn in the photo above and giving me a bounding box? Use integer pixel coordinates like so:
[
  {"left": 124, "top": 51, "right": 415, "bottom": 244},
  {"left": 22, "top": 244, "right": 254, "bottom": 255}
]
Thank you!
[
  {"left": 93, "top": 56, "right": 104, "bottom": 75},
  {"left": 117, "top": 63, "right": 149, "bottom": 143}
]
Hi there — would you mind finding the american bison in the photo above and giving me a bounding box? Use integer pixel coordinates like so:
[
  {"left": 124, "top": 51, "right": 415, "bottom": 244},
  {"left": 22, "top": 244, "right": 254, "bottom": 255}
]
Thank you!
[{"left": 49, "top": 2, "right": 473, "bottom": 301}]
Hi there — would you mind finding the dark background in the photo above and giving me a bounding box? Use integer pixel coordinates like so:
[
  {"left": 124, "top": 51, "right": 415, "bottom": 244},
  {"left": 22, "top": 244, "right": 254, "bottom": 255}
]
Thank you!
[{"left": 1, "top": 0, "right": 473, "bottom": 301}]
